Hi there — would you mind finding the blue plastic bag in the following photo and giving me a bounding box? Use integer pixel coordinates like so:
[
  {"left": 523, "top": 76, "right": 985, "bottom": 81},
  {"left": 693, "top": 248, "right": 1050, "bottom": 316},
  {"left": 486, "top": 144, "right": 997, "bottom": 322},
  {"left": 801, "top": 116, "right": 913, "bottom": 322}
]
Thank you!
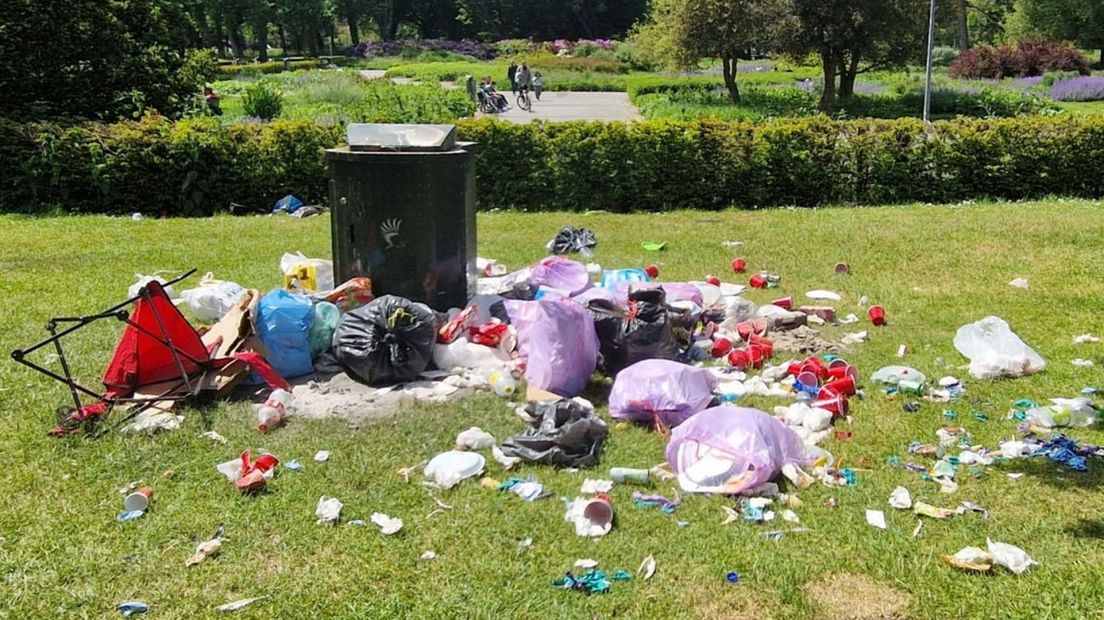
[
  {"left": 273, "top": 194, "right": 304, "bottom": 214},
  {"left": 257, "top": 289, "right": 315, "bottom": 379}
]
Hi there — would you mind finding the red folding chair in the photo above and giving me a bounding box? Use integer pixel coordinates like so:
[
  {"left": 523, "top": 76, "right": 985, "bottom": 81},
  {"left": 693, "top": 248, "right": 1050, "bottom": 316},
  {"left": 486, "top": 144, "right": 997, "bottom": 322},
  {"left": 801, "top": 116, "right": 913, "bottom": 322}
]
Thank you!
[{"left": 12, "top": 270, "right": 287, "bottom": 435}]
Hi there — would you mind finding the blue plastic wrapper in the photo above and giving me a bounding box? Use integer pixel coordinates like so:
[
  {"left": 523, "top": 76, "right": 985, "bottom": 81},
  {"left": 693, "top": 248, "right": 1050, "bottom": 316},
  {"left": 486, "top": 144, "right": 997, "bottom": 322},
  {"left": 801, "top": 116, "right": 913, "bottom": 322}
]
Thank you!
[{"left": 117, "top": 601, "right": 149, "bottom": 617}]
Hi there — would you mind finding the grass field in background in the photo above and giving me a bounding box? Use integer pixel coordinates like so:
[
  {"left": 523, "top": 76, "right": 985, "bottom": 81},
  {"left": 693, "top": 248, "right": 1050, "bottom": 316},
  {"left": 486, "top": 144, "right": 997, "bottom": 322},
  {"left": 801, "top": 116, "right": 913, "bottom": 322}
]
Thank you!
[{"left": 2, "top": 200, "right": 1103, "bottom": 618}]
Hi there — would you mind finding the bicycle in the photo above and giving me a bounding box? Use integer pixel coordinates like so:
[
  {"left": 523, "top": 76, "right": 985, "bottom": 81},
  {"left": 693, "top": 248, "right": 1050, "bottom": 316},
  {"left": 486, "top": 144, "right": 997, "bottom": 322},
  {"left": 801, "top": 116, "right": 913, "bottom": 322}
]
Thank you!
[{"left": 516, "top": 86, "right": 532, "bottom": 112}]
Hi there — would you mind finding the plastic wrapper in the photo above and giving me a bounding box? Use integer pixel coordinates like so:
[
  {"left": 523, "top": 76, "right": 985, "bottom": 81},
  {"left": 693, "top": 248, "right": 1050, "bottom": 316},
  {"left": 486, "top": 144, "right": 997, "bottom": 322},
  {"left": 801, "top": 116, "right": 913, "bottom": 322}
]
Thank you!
[
  {"left": 312, "top": 277, "right": 373, "bottom": 311},
  {"left": 987, "top": 538, "right": 1038, "bottom": 574},
  {"left": 500, "top": 399, "right": 609, "bottom": 468},
  {"left": 954, "top": 316, "right": 1046, "bottom": 379},
  {"left": 527, "top": 256, "right": 592, "bottom": 296},
  {"left": 608, "top": 359, "right": 718, "bottom": 427},
  {"left": 179, "top": 273, "right": 246, "bottom": 322},
  {"left": 665, "top": 406, "right": 810, "bottom": 495},
  {"left": 257, "top": 289, "right": 315, "bottom": 379},
  {"left": 504, "top": 298, "right": 598, "bottom": 397},
  {"left": 333, "top": 295, "right": 437, "bottom": 386}
]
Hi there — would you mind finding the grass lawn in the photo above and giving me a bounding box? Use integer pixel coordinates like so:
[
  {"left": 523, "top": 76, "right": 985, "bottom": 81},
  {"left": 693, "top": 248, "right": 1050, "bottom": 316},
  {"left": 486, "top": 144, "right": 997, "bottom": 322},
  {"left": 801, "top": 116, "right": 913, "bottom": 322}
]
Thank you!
[{"left": 2, "top": 200, "right": 1104, "bottom": 619}]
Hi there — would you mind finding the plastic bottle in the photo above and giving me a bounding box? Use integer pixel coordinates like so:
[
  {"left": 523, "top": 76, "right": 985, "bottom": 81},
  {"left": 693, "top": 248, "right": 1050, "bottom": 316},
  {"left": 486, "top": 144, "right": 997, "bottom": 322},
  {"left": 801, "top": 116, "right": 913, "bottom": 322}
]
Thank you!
[{"left": 258, "top": 388, "right": 292, "bottom": 431}]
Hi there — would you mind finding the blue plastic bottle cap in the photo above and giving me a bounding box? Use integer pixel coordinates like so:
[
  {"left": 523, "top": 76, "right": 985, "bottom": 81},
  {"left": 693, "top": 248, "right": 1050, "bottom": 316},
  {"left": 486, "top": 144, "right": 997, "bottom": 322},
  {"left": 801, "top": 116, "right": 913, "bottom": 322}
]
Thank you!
[{"left": 726, "top": 571, "right": 740, "bottom": 584}]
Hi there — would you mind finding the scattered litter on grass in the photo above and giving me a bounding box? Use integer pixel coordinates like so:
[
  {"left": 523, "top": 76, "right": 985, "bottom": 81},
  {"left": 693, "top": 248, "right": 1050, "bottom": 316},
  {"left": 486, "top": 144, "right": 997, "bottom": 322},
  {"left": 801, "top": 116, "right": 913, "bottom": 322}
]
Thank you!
[
  {"left": 117, "top": 601, "right": 149, "bottom": 617},
  {"left": 314, "top": 451, "right": 330, "bottom": 463},
  {"left": 315, "top": 497, "right": 342, "bottom": 525},
  {"left": 216, "top": 597, "right": 267, "bottom": 613},
  {"left": 638, "top": 555, "right": 656, "bottom": 580},
  {"left": 1072, "top": 358, "right": 1095, "bottom": 368},
  {"left": 420, "top": 551, "right": 437, "bottom": 561},
  {"left": 201, "top": 431, "right": 226, "bottom": 444},
  {"left": 866, "top": 510, "right": 887, "bottom": 530},
  {"left": 1074, "top": 334, "right": 1100, "bottom": 344},
  {"left": 185, "top": 525, "right": 224, "bottom": 566},
  {"left": 370, "top": 513, "right": 403, "bottom": 535},
  {"left": 1008, "top": 278, "right": 1029, "bottom": 289},
  {"left": 888, "top": 487, "right": 912, "bottom": 509}
]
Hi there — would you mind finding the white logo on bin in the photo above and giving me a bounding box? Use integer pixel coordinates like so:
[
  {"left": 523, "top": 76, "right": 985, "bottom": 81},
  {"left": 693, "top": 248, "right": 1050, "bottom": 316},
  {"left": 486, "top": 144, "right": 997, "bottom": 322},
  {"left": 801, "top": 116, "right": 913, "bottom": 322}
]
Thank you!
[{"left": 381, "top": 218, "right": 402, "bottom": 249}]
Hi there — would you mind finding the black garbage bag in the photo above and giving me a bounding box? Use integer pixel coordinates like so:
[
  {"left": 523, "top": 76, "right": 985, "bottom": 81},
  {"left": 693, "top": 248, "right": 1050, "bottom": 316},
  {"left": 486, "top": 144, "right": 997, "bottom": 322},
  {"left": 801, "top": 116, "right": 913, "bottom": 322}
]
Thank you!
[
  {"left": 500, "top": 400, "right": 609, "bottom": 468},
  {"left": 623, "top": 287, "right": 679, "bottom": 366},
  {"left": 548, "top": 226, "right": 598, "bottom": 255},
  {"left": 587, "top": 298, "right": 627, "bottom": 374},
  {"left": 332, "top": 295, "right": 438, "bottom": 386}
]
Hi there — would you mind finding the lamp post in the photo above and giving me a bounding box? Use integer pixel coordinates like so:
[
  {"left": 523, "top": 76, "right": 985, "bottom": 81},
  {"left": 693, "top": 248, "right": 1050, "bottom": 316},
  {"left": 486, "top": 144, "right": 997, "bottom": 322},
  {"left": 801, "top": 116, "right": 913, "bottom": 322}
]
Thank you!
[{"left": 923, "top": 0, "right": 937, "bottom": 123}]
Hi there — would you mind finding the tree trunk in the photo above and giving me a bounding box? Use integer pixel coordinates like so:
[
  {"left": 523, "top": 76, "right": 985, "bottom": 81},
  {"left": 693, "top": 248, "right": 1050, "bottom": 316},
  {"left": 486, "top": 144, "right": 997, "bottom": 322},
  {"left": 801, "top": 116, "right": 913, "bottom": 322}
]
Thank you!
[
  {"left": 256, "top": 23, "right": 269, "bottom": 61},
  {"left": 819, "top": 51, "right": 837, "bottom": 113},
  {"left": 956, "top": 0, "right": 970, "bottom": 50},
  {"left": 228, "top": 23, "right": 246, "bottom": 60},
  {"left": 215, "top": 24, "right": 226, "bottom": 56},
  {"left": 279, "top": 26, "right": 288, "bottom": 53},
  {"left": 722, "top": 55, "right": 741, "bottom": 105},
  {"left": 348, "top": 14, "right": 361, "bottom": 46},
  {"left": 839, "top": 55, "right": 859, "bottom": 100}
]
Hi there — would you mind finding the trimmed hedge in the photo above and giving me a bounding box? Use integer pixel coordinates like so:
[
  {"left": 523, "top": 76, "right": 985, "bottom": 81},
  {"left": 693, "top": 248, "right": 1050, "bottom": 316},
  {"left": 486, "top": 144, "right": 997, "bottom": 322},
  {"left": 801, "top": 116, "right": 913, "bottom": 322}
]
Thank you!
[
  {"left": 0, "top": 116, "right": 343, "bottom": 216},
  {"left": 2, "top": 115, "right": 1102, "bottom": 215}
]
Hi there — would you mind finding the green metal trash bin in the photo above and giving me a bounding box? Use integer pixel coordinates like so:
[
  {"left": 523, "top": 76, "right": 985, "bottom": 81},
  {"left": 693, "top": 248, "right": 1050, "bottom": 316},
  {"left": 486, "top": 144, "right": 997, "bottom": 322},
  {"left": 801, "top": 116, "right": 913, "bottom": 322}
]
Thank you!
[{"left": 326, "top": 124, "right": 477, "bottom": 311}]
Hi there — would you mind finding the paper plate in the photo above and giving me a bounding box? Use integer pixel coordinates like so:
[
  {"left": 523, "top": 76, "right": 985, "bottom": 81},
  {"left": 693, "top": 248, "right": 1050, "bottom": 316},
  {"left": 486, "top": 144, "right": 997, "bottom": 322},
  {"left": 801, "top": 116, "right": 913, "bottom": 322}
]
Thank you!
[
  {"left": 805, "top": 289, "right": 842, "bottom": 301},
  {"left": 424, "top": 450, "right": 485, "bottom": 482}
]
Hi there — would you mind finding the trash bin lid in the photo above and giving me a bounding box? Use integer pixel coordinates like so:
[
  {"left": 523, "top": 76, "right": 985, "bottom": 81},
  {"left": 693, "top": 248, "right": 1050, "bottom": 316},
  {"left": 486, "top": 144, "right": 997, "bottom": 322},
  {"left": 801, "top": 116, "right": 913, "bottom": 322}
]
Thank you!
[{"left": 347, "top": 123, "right": 457, "bottom": 152}]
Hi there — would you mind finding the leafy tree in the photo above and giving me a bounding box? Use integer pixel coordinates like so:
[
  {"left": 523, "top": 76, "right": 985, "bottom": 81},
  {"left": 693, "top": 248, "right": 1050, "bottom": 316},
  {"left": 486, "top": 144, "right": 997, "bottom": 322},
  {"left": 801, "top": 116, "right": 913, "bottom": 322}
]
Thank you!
[
  {"left": 1008, "top": 0, "right": 1104, "bottom": 65},
  {"left": 277, "top": 0, "right": 333, "bottom": 55},
  {"left": 0, "top": 0, "right": 209, "bottom": 120},
  {"left": 787, "top": 0, "right": 929, "bottom": 111},
  {"left": 630, "top": 0, "right": 793, "bottom": 104}
]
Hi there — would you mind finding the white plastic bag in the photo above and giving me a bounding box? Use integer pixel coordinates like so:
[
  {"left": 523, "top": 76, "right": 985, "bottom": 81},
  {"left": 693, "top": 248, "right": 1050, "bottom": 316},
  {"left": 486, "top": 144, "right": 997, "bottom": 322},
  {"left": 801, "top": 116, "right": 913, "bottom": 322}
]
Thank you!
[
  {"left": 179, "top": 273, "right": 247, "bottom": 322},
  {"left": 953, "top": 316, "right": 1046, "bottom": 380},
  {"left": 987, "top": 538, "right": 1038, "bottom": 574},
  {"left": 128, "top": 273, "right": 178, "bottom": 300},
  {"left": 281, "top": 252, "right": 334, "bottom": 293}
]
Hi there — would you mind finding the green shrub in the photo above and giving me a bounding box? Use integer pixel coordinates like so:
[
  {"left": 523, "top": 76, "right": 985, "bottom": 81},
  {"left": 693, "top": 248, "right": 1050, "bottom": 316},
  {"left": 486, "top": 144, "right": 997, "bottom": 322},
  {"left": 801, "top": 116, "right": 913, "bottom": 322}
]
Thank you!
[
  {"left": 5, "top": 115, "right": 1103, "bottom": 215},
  {"left": 1043, "top": 70, "right": 1083, "bottom": 87},
  {"left": 242, "top": 80, "right": 284, "bottom": 120},
  {"left": 932, "top": 46, "right": 960, "bottom": 68},
  {"left": 217, "top": 57, "right": 357, "bottom": 76}
]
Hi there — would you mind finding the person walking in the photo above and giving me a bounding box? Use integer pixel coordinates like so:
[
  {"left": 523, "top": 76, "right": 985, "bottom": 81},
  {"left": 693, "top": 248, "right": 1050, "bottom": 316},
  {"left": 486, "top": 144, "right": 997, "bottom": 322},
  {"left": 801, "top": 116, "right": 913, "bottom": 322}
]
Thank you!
[
  {"left": 507, "top": 62, "right": 518, "bottom": 95},
  {"left": 532, "top": 72, "right": 544, "bottom": 100}
]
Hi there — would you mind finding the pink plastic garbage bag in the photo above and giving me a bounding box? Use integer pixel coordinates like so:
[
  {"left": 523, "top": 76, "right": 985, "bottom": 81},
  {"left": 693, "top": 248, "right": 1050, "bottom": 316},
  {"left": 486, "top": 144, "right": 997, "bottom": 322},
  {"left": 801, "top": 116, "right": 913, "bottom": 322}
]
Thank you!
[
  {"left": 666, "top": 406, "right": 810, "bottom": 495},
  {"left": 528, "top": 256, "right": 592, "bottom": 296},
  {"left": 609, "top": 360, "right": 718, "bottom": 427},
  {"left": 504, "top": 298, "right": 599, "bottom": 397}
]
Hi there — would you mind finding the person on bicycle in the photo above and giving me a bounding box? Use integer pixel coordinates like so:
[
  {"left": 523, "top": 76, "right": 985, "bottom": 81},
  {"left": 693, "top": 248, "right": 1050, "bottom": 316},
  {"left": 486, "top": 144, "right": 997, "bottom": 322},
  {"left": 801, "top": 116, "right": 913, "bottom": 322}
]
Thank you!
[{"left": 515, "top": 63, "right": 531, "bottom": 96}]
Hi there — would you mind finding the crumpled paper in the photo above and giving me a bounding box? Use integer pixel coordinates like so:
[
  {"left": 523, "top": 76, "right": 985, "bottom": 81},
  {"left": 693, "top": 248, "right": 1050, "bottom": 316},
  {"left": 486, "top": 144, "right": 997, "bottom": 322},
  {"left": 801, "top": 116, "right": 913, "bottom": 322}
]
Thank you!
[
  {"left": 370, "top": 512, "right": 403, "bottom": 535},
  {"left": 315, "top": 496, "right": 343, "bottom": 525}
]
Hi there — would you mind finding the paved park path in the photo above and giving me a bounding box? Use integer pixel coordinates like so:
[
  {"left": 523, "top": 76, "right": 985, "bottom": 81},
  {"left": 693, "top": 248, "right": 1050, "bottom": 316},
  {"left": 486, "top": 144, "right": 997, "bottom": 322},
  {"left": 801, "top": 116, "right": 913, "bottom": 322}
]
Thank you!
[
  {"left": 495, "top": 91, "right": 641, "bottom": 123},
  {"left": 360, "top": 70, "right": 641, "bottom": 123}
]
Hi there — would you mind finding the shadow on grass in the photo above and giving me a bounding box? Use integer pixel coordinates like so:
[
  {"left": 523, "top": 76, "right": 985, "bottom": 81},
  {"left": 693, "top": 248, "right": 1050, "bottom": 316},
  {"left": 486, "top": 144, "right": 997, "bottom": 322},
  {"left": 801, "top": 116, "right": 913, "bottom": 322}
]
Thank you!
[
  {"left": 1065, "top": 518, "right": 1104, "bottom": 540},
  {"left": 993, "top": 454, "right": 1104, "bottom": 490}
]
